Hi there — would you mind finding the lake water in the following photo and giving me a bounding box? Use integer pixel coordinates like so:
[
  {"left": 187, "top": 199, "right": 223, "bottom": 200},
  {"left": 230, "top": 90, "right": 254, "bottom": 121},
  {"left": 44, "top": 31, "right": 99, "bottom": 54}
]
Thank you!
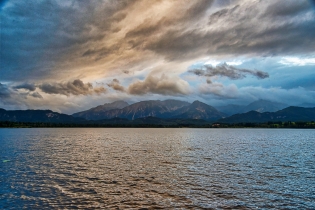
[{"left": 0, "top": 128, "right": 314, "bottom": 209}]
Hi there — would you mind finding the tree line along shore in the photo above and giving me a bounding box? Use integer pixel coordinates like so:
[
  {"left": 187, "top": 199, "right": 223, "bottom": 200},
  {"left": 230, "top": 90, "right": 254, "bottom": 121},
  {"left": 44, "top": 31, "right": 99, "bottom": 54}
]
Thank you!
[{"left": 1, "top": 121, "right": 314, "bottom": 128}]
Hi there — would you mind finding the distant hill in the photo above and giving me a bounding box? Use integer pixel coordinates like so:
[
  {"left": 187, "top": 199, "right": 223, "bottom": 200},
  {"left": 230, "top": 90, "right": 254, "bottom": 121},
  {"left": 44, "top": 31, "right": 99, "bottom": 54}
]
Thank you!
[
  {"left": 241, "top": 99, "right": 287, "bottom": 113},
  {"left": 0, "top": 108, "right": 84, "bottom": 123},
  {"left": 215, "top": 104, "right": 244, "bottom": 116},
  {"left": 72, "top": 100, "right": 129, "bottom": 120},
  {"left": 215, "top": 99, "right": 288, "bottom": 116},
  {"left": 218, "top": 106, "right": 315, "bottom": 123}
]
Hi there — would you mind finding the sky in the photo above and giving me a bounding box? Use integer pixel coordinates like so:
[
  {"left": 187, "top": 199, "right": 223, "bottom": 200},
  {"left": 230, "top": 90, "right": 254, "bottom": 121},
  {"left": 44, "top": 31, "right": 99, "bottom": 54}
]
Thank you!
[{"left": 1, "top": 0, "right": 315, "bottom": 114}]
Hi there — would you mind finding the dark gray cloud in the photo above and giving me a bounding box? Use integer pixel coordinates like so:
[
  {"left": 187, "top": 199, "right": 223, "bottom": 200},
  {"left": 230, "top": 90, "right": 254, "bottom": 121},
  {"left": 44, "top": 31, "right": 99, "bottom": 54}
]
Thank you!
[
  {"left": 264, "top": 1, "right": 310, "bottom": 17},
  {"left": 189, "top": 63, "right": 269, "bottom": 83},
  {"left": 38, "top": 79, "right": 107, "bottom": 96},
  {"left": 0, "top": 82, "right": 39, "bottom": 107},
  {"left": 29, "top": 92, "right": 43, "bottom": 99},
  {"left": 107, "top": 79, "right": 125, "bottom": 92},
  {"left": 145, "top": 0, "right": 315, "bottom": 60},
  {"left": 145, "top": 29, "right": 205, "bottom": 61},
  {"left": 81, "top": 43, "right": 122, "bottom": 61},
  {"left": 0, "top": 0, "right": 137, "bottom": 81},
  {"left": 128, "top": 74, "right": 190, "bottom": 95},
  {"left": 1, "top": 0, "right": 314, "bottom": 82},
  {"left": 0, "top": 83, "right": 11, "bottom": 98},
  {"left": 95, "top": 0, "right": 216, "bottom": 65},
  {"left": 13, "top": 83, "right": 36, "bottom": 91},
  {"left": 125, "top": 0, "right": 214, "bottom": 40},
  {"left": 184, "top": 0, "right": 214, "bottom": 20}
]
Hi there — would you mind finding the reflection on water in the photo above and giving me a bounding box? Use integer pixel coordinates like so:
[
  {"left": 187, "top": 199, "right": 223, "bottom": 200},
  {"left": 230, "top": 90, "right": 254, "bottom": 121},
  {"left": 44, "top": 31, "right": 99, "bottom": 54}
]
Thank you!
[{"left": 0, "top": 128, "right": 314, "bottom": 209}]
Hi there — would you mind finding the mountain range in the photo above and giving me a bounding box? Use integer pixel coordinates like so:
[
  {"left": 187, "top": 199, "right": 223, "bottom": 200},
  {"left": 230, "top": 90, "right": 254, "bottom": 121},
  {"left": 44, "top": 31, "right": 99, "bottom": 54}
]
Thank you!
[
  {"left": 0, "top": 99, "right": 314, "bottom": 125},
  {"left": 72, "top": 100, "right": 129, "bottom": 120},
  {"left": 73, "top": 99, "right": 290, "bottom": 120},
  {"left": 218, "top": 106, "right": 315, "bottom": 123},
  {"left": 72, "top": 100, "right": 225, "bottom": 121}
]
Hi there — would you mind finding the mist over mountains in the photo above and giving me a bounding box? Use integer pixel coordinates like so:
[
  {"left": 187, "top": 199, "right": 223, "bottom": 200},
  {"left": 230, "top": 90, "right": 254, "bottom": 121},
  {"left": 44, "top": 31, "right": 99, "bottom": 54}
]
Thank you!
[
  {"left": 216, "top": 100, "right": 287, "bottom": 116},
  {"left": 218, "top": 107, "right": 315, "bottom": 124}
]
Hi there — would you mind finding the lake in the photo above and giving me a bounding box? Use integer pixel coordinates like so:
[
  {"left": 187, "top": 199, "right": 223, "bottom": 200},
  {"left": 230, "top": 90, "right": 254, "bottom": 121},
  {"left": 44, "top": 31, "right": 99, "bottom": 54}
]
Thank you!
[{"left": 0, "top": 128, "right": 314, "bottom": 209}]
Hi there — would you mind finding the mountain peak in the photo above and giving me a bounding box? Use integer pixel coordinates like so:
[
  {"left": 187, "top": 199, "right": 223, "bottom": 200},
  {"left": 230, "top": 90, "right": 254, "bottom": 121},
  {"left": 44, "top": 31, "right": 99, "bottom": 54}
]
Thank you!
[
  {"left": 192, "top": 100, "right": 202, "bottom": 104},
  {"left": 72, "top": 100, "right": 129, "bottom": 120},
  {"left": 191, "top": 100, "right": 211, "bottom": 107},
  {"left": 173, "top": 100, "right": 226, "bottom": 121},
  {"left": 72, "top": 99, "right": 190, "bottom": 120}
]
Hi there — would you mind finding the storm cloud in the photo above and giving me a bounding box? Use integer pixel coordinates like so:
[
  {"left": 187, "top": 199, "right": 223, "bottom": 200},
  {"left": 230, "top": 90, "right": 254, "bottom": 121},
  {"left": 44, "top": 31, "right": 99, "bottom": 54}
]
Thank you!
[
  {"left": 0, "top": 83, "right": 11, "bottom": 98},
  {"left": 189, "top": 63, "right": 269, "bottom": 83},
  {"left": 107, "top": 79, "right": 125, "bottom": 92},
  {"left": 0, "top": 0, "right": 138, "bottom": 81},
  {"left": 2, "top": 0, "right": 313, "bottom": 81},
  {"left": 29, "top": 92, "right": 43, "bottom": 99},
  {"left": 128, "top": 74, "right": 190, "bottom": 96},
  {"left": 13, "top": 83, "right": 36, "bottom": 91},
  {"left": 144, "top": 1, "right": 315, "bottom": 60},
  {"left": 39, "top": 80, "right": 107, "bottom": 96},
  {"left": 1, "top": 0, "right": 314, "bottom": 111}
]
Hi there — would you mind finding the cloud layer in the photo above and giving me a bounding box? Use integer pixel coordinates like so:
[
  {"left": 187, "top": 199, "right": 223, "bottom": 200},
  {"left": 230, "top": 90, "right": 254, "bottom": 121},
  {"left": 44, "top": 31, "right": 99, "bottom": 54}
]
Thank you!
[
  {"left": 2, "top": 0, "right": 314, "bottom": 81},
  {"left": 38, "top": 80, "right": 107, "bottom": 96},
  {"left": 0, "top": 83, "right": 11, "bottom": 99},
  {"left": 1, "top": 0, "right": 314, "bottom": 112},
  {"left": 189, "top": 63, "right": 269, "bottom": 84},
  {"left": 128, "top": 73, "right": 190, "bottom": 96},
  {"left": 13, "top": 83, "right": 37, "bottom": 91},
  {"left": 107, "top": 79, "right": 125, "bottom": 92}
]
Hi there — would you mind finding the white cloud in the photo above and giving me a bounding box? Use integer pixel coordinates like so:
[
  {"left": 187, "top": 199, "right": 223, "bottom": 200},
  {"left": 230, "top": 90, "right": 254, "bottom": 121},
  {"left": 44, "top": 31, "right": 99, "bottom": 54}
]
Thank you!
[
  {"left": 226, "top": 61, "right": 243, "bottom": 66},
  {"left": 204, "top": 60, "right": 221, "bottom": 66},
  {"left": 198, "top": 59, "right": 243, "bottom": 67},
  {"left": 279, "top": 57, "right": 315, "bottom": 66}
]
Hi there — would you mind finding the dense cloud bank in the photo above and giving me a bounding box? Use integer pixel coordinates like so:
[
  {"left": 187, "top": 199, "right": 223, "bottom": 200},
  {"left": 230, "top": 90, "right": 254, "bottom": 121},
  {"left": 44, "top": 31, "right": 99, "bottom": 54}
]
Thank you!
[
  {"left": 1, "top": 0, "right": 314, "bottom": 81},
  {"left": 0, "top": 83, "right": 11, "bottom": 99},
  {"left": 38, "top": 80, "right": 107, "bottom": 96},
  {"left": 107, "top": 79, "right": 125, "bottom": 92},
  {"left": 189, "top": 63, "right": 269, "bottom": 84},
  {"left": 128, "top": 73, "right": 190, "bottom": 95}
]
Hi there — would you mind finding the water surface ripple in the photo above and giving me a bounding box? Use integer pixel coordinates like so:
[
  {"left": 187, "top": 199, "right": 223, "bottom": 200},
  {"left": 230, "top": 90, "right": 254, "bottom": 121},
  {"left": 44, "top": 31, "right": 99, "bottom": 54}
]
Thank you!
[{"left": 0, "top": 128, "right": 314, "bottom": 209}]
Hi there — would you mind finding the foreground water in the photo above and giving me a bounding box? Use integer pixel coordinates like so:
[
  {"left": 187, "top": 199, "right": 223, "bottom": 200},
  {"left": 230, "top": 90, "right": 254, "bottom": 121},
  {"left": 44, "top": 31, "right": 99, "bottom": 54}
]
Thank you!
[{"left": 0, "top": 128, "right": 314, "bottom": 209}]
